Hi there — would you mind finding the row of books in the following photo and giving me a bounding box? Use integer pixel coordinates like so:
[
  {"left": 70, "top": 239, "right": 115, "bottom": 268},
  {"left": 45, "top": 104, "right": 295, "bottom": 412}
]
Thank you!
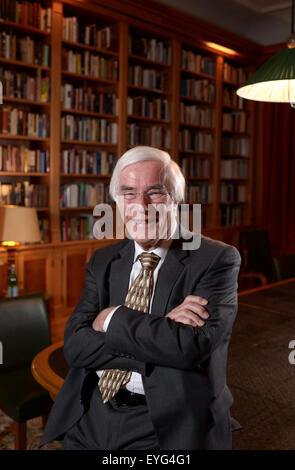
[
  {"left": 223, "top": 87, "right": 245, "bottom": 109},
  {"left": 0, "top": 32, "right": 50, "bottom": 66},
  {"left": 127, "top": 124, "right": 171, "bottom": 148},
  {"left": 0, "top": 107, "right": 50, "bottom": 137},
  {"left": 181, "top": 157, "right": 210, "bottom": 178},
  {"left": 0, "top": 145, "right": 50, "bottom": 173},
  {"left": 61, "top": 150, "right": 116, "bottom": 175},
  {"left": 0, "top": 181, "right": 48, "bottom": 207},
  {"left": 185, "top": 183, "right": 213, "bottom": 204},
  {"left": 0, "top": 68, "right": 50, "bottom": 102},
  {"left": 129, "top": 36, "right": 172, "bottom": 64},
  {"left": 180, "top": 79, "right": 215, "bottom": 102},
  {"left": 179, "top": 130, "right": 214, "bottom": 153},
  {"left": 63, "top": 18, "right": 116, "bottom": 50},
  {"left": 0, "top": 1, "right": 52, "bottom": 31},
  {"left": 61, "top": 85, "right": 118, "bottom": 115},
  {"left": 127, "top": 96, "right": 170, "bottom": 121},
  {"left": 60, "top": 182, "right": 109, "bottom": 208},
  {"left": 61, "top": 115, "right": 118, "bottom": 144},
  {"left": 181, "top": 50, "right": 216, "bottom": 76},
  {"left": 63, "top": 50, "right": 119, "bottom": 80},
  {"left": 222, "top": 112, "right": 249, "bottom": 133},
  {"left": 220, "top": 182, "right": 247, "bottom": 202},
  {"left": 128, "top": 66, "right": 167, "bottom": 91},
  {"left": 180, "top": 104, "right": 215, "bottom": 127},
  {"left": 223, "top": 63, "right": 247, "bottom": 85},
  {"left": 60, "top": 214, "right": 96, "bottom": 242},
  {"left": 39, "top": 218, "right": 50, "bottom": 243},
  {"left": 221, "top": 205, "right": 244, "bottom": 226},
  {"left": 222, "top": 136, "right": 249, "bottom": 157},
  {"left": 220, "top": 159, "right": 248, "bottom": 179}
]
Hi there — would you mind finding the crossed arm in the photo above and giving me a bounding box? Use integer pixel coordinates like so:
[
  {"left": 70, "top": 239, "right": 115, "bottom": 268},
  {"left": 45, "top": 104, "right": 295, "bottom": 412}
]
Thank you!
[
  {"left": 64, "top": 245, "right": 241, "bottom": 372},
  {"left": 92, "top": 294, "right": 209, "bottom": 332}
]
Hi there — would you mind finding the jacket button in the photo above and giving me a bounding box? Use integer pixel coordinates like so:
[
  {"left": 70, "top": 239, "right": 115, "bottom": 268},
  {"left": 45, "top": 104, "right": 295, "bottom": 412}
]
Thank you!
[{"left": 80, "top": 398, "right": 83, "bottom": 405}]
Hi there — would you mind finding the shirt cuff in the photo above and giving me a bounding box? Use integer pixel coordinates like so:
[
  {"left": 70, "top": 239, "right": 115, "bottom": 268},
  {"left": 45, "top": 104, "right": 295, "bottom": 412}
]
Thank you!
[{"left": 103, "top": 305, "right": 121, "bottom": 332}]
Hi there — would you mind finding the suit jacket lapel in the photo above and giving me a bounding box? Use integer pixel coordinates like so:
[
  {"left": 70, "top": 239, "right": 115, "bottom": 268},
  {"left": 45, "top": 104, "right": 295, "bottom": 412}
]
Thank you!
[
  {"left": 108, "top": 239, "right": 135, "bottom": 305},
  {"left": 151, "top": 237, "right": 189, "bottom": 318}
]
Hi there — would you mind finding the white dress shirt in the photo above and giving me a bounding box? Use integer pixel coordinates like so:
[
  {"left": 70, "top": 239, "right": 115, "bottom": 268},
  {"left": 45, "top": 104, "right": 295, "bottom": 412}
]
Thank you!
[{"left": 96, "top": 236, "right": 174, "bottom": 395}]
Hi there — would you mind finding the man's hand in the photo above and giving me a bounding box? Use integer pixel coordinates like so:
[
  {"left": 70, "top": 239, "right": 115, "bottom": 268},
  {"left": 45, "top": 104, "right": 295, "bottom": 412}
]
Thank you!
[
  {"left": 92, "top": 306, "right": 116, "bottom": 332},
  {"left": 166, "top": 295, "right": 209, "bottom": 327}
]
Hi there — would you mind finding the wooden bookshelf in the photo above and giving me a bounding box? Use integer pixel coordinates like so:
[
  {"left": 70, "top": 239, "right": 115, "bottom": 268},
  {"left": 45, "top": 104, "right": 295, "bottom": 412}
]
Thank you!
[{"left": 0, "top": 0, "right": 261, "bottom": 340}]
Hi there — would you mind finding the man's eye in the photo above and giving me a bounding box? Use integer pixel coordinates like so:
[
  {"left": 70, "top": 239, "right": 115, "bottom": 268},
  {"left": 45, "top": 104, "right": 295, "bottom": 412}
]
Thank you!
[{"left": 148, "top": 191, "right": 165, "bottom": 198}]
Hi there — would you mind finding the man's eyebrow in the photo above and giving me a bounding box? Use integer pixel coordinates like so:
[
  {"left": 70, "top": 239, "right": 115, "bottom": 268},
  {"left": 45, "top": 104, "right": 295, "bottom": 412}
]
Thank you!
[
  {"left": 119, "top": 185, "right": 135, "bottom": 191},
  {"left": 119, "top": 184, "right": 165, "bottom": 191}
]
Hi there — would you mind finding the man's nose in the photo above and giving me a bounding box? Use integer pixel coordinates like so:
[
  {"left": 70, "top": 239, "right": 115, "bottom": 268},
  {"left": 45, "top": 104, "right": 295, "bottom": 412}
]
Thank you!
[{"left": 135, "top": 192, "right": 149, "bottom": 207}]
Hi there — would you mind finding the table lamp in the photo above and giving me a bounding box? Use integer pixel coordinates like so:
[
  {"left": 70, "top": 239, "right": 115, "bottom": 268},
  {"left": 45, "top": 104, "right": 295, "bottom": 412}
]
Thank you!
[{"left": 0, "top": 205, "right": 41, "bottom": 295}]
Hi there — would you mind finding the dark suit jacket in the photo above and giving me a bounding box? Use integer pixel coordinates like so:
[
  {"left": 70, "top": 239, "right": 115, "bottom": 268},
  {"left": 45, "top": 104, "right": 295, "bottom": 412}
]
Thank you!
[{"left": 40, "top": 232, "right": 241, "bottom": 450}]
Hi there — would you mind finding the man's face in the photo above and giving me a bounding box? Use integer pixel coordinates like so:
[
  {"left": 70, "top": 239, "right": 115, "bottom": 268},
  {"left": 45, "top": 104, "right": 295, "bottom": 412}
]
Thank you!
[{"left": 117, "top": 160, "right": 177, "bottom": 249}]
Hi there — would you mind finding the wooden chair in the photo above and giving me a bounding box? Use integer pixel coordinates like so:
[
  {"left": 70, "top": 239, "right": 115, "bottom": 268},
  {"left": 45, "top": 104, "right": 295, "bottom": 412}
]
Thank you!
[
  {"left": 238, "top": 230, "right": 274, "bottom": 291},
  {"left": 272, "top": 254, "right": 295, "bottom": 282},
  {"left": 0, "top": 294, "right": 53, "bottom": 449}
]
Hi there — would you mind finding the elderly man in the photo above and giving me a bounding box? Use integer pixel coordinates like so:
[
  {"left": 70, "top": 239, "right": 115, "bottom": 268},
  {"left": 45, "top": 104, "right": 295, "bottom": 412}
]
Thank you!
[{"left": 40, "top": 146, "right": 241, "bottom": 450}]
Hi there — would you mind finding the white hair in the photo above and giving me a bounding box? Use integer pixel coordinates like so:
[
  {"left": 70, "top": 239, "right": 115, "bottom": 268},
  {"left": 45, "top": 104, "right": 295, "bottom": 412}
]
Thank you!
[{"left": 109, "top": 146, "right": 186, "bottom": 203}]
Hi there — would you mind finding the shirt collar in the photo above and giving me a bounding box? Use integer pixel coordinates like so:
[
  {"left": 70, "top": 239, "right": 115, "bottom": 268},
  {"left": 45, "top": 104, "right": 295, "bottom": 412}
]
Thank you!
[{"left": 133, "top": 222, "right": 177, "bottom": 264}]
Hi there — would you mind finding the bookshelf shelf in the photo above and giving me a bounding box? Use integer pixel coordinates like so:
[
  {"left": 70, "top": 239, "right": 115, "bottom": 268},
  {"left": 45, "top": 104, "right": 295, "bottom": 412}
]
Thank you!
[
  {"left": 61, "top": 140, "right": 117, "bottom": 147},
  {"left": 61, "top": 71, "right": 118, "bottom": 85},
  {"left": 60, "top": 206, "right": 96, "bottom": 211},
  {"left": 0, "top": 135, "right": 50, "bottom": 142},
  {"left": 179, "top": 150, "right": 214, "bottom": 156},
  {"left": 180, "top": 123, "right": 215, "bottom": 131},
  {"left": 180, "top": 96, "right": 215, "bottom": 106},
  {"left": 0, "top": 57, "right": 50, "bottom": 71},
  {"left": 129, "top": 54, "right": 171, "bottom": 69},
  {"left": 127, "top": 115, "right": 169, "bottom": 124},
  {"left": 62, "top": 39, "right": 119, "bottom": 57},
  {"left": 180, "top": 69, "right": 216, "bottom": 81},
  {"left": 128, "top": 84, "right": 169, "bottom": 95},
  {"left": 61, "top": 174, "right": 111, "bottom": 178},
  {"left": 0, "top": 172, "right": 49, "bottom": 176},
  {"left": 0, "top": 19, "right": 51, "bottom": 36},
  {"left": 61, "top": 108, "right": 118, "bottom": 120},
  {"left": 3, "top": 98, "right": 50, "bottom": 107}
]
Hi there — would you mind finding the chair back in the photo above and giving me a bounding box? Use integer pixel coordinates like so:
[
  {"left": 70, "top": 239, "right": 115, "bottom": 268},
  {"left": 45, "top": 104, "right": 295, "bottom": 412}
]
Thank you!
[
  {"left": 272, "top": 255, "right": 295, "bottom": 282},
  {"left": 239, "top": 230, "right": 274, "bottom": 280},
  {"left": 0, "top": 294, "right": 51, "bottom": 373}
]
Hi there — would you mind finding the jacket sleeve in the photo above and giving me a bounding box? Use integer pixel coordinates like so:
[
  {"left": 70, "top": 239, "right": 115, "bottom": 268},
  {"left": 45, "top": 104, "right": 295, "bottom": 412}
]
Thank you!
[
  {"left": 104, "top": 245, "right": 241, "bottom": 370},
  {"left": 63, "top": 251, "right": 146, "bottom": 375}
]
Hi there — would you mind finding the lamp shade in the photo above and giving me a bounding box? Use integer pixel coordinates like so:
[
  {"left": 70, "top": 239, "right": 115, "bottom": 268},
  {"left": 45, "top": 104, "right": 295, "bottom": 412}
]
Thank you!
[
  {"left": 236, "top": 47, "right": 295, "bottom": 103},
  {"left": 0, "top": 205, "right": 41, "bottom": 243}
]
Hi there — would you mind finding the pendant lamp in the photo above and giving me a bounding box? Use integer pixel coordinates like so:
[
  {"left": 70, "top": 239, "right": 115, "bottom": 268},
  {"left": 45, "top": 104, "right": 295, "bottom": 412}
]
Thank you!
[{"left": 237, "top": 0, "right": 295, "bottom": 107}]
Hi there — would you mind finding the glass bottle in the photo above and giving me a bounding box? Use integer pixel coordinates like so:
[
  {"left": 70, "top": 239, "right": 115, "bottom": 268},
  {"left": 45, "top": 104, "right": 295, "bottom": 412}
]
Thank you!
[{"left": 8, "top": 264, "right": 18, "bottom": 297}]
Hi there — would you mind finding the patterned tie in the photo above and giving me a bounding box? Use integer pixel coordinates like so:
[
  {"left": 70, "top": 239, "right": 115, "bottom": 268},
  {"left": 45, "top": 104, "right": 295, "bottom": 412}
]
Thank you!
[{"left": 98, "top": 251, "right": 160, "bottom": 404}]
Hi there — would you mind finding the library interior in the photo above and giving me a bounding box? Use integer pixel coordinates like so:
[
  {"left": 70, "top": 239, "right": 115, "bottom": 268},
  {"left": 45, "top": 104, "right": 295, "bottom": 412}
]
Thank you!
[{"left": 0, "top": 0, "right": 295, "bottom": 453}]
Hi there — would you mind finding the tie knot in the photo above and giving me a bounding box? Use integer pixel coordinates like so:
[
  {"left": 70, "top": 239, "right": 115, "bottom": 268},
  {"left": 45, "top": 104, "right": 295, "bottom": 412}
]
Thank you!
[{"left": 138, "top": 252, "right": 160, "bottom": 270}]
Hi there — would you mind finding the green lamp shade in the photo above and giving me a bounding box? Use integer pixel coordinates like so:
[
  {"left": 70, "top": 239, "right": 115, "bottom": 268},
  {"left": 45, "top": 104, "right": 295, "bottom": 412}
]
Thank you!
[{"left": 237, "top": 47, "right": 295, "bottom": 103}]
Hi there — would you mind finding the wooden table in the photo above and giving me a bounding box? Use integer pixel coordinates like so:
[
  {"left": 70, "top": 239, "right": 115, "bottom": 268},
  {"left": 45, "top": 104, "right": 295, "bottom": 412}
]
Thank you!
[
  {"left": 31, "top": 277, "right": 295, "bottom": 402},
  {"left": 31, "top": 340, "right": 67, "bottom": 401}
]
